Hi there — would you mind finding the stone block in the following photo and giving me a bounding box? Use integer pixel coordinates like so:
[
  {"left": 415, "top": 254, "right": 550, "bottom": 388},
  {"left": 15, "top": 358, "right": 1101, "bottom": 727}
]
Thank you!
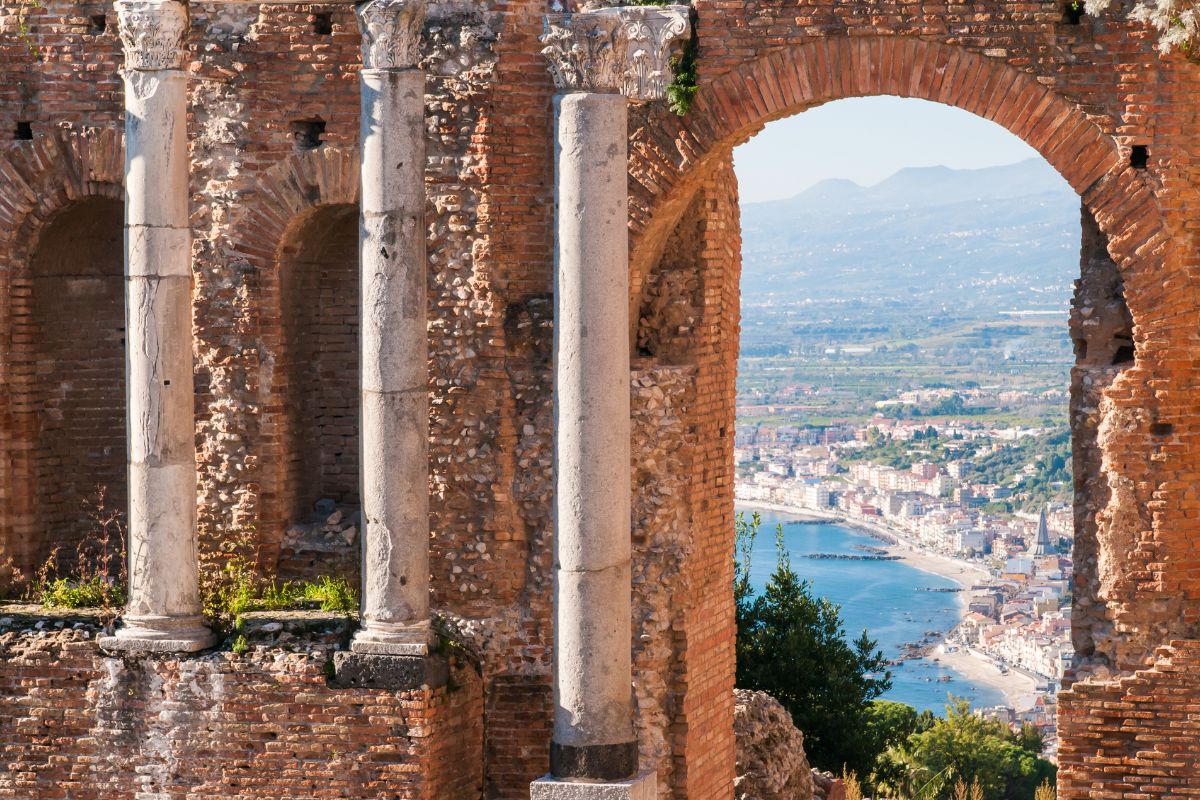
[
  {"left": 329, "top": 650, "right": 448, "bottom": 690},
  {"left": 530, "top": 771, "right": 656, "bottom": 800}
]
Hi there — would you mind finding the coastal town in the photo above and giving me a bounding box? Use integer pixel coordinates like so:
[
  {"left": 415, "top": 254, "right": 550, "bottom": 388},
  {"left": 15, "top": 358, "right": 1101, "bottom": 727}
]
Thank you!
[{"left": 735, "top": 405, "right": 1074, "bottom": 757}]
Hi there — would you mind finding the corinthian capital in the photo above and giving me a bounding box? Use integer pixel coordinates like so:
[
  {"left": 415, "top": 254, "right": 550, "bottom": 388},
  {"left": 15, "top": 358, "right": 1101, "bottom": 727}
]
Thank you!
[
  {"left": 540, "top": 5, "right": 690, "bottom": 102},
  {"left": 115, "top": 0, "right": 189, "bottom": 71},
  {"left": 356, "top": 0, "right": 426, "bottom": 70}
]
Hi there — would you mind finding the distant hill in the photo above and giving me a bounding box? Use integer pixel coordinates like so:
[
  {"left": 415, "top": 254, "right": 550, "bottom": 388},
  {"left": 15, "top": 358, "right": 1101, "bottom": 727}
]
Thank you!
[{"left": 739, "top": 159, "right": 1080, "bottom": 313}]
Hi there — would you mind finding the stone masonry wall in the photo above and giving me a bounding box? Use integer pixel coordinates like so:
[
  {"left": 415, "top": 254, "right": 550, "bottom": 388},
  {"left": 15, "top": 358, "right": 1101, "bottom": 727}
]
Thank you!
[
  {"left": 1069, "top": 206, "right": 1135, "bottom": 679},
  {"left": 0, "top": 608, "right": 484, "bottom": 799},
  {"left": 0, "top": 0, "right": 1198, "bottom": 796}
]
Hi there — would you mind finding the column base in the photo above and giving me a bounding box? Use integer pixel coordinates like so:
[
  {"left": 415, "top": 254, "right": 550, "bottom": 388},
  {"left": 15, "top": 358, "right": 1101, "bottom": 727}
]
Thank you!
[
  {"left": 330, "top": 650, "right": 449, "bottom": 690},
  {"left": 98, "top": 615, "right": 217, "bottom": 653},
  {"left": 530, "top": 772, "right": 656, "bottom": 800},
  {"left": 350, "top": 618, "right": 433, "bottom": 656}
]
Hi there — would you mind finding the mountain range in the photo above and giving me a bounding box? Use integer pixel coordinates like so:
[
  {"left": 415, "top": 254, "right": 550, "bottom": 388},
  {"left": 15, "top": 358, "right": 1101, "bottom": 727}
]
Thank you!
[{"left": 739, "top": 158, "right": 1081, "bottom": 313}]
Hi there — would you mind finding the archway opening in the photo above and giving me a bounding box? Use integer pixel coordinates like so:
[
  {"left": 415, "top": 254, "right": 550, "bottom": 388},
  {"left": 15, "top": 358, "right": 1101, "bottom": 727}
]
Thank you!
[
  {"left": 27, "top": 196, "right": 127, "bottom": 565},
  {"left": 278, "top": 204, "right": 361, "bottom": 536},
  {"left": 635, "top": 94, "right": 1131, "bottom": 797}
]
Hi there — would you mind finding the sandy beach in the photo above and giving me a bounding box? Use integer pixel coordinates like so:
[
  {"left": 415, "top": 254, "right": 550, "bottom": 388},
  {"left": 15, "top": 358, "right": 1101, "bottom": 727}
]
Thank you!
[
  {"left": 739, "top": 498, "right": 1035, "bottom": 710},
  {"left": 930, "top": 647, "right": 1039, "bottom": 711}
]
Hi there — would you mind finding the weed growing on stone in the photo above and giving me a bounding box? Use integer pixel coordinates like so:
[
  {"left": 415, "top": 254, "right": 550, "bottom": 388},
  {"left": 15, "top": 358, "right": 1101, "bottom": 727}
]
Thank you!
[
  {"left": 667, "top": 28, "right": 698, "bottom": 117},
  {"left": 0, "top": 557, "right": 26, "bottom": 601},
  {"left": 200, "top": 524, "right": 357, "bottom": 642},
  {"left": 17, "top": 0, "right": 43, "bottom": 60},
  {"left": 28, "top": 486, "right": 127, "bottom": 620},
  {"left": 251, "top": 576, "right": 358, "bottom": 614}
]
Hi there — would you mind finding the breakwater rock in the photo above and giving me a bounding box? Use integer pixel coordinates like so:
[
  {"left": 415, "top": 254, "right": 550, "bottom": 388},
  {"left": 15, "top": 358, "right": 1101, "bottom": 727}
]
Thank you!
[{"left": 804, "top": 553, "right": 902, "bottom": 561}]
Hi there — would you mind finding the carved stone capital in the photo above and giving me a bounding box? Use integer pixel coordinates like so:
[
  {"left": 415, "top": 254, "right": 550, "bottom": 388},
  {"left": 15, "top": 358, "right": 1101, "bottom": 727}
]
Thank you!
[
  {"left": 356, "top": 0, "right": 426, "bottom": 71},
  {"left": 541, "top": 5, "right": 690, "bottom": 102},
  {"left": 115, "top": 0, "right": 189, "bottom": 71}
]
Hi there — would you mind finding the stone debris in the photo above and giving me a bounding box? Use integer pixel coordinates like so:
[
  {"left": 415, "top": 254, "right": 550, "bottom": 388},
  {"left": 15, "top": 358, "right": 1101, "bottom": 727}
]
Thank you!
[
  {"left": 276, "top": 504, "right": 362, "bottom": 584},
  {"left": 733, "top": 688, "right": 813, "bottom": 800},
  {"left": 236, "top": 611, "right": 352, "bottom": 651},
  {"left": 811, "top": 770, "right": 846, "bottom": 800}
]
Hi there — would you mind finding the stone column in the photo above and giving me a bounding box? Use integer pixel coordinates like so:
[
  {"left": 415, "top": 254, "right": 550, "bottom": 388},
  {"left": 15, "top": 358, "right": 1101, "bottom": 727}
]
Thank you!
[
  {"left": 350, "top": 0, "right": 432, "bottom": 657},
  {"left": 533, "top": 7, "right": 689, "bottom": 797},
  {"left": 101, "top": 0, "right": 214, "bottom": 653}
]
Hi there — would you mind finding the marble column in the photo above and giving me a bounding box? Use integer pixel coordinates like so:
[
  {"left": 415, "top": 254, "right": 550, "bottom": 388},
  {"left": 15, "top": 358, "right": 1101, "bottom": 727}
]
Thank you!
[
  {"left": 350, "top": 0, "right": 432, "bottom": 657},
  {"left": 533, "top": 7, "right": 690, "bottom": 796},
  {"left": 101, "top": 0, "right": 214, "bottom": 653}
]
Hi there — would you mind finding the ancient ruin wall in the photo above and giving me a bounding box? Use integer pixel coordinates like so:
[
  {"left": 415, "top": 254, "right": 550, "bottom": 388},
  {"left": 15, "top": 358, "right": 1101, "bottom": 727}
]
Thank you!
[
  {"left": 1058, "top": 640, "right": 1200, "bottom": 797},
  {"left": 625, "top": 8, "right": 1198, "bottom": 682},
  {"left": 0, "top": 610, "right": 483, "bottom": 799},
  {"left": 1069, "top": 207, "right": 1136, "bottom": 678},
  {"left": 0, "top": 0, "right": 1197, "bottom": 796}
]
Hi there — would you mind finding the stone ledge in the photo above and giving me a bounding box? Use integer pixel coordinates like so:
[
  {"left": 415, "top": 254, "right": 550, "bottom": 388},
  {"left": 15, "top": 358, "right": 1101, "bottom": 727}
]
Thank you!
[
  {"left": 530, "top": 772, "right": 656, "bottom": 800},
  {"left": 330, "top": 650, "right": 449, "bottom": 690},
  {"left": 0, "top": 603, "right": 106, "bottom": 630},
  {"left": 237, "top": 610, "right": 354, "bottom": 650},
  {"left": 98, "top": 632, "right": 217, "bottom": 654}
]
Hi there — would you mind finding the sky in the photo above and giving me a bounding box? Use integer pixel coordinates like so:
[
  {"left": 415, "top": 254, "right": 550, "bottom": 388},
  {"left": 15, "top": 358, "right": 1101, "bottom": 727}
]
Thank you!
[{"left": 733, "top": 96, "right": 1043, "bottom": 204}]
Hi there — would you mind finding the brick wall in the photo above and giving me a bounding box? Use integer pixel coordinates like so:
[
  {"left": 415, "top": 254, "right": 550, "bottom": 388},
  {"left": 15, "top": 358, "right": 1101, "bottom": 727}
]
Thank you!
[
  {"left": 278, "top": 203, "right": 361, "bottom": 522},
  {"left": 633, "top": 161, "right": 742, "bottom": 797},
  {"left": 23, "top": 197, "right": 126, "bottom": 568},
  {"left": 0, "top": 0, "right": 1198, "bottom": 796},
  {"left": 1058, "top": 640, "right": 1200, "bottom": 798},
  {"left": 0, "top": 611, "right": 483, "bottom": 800}
]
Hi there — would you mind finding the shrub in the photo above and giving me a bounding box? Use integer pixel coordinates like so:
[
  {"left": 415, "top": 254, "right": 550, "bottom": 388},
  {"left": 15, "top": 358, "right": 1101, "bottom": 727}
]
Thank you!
[{"left": 28, "top": 486, "right": 127, "bottom": 620}]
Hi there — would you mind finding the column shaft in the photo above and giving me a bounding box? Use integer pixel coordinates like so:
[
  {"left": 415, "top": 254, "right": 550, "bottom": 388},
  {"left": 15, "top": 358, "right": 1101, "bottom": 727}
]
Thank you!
[
  {"left": 551, "top": 91, "right": 638, "bottom": 782},
  {"left": 103, "top": 0, "right": 213, "bottom": 653},
  {"left": 351, "top": 66, "right": 432, "bottom": 656},
  {"left": 536, "top": 7, "right": 688, "bottom": 794}
]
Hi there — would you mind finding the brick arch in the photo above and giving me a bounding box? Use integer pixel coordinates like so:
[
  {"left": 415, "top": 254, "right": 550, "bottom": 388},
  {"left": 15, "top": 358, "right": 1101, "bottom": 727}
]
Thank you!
[
  {"left": 628, "top": 36, "right": 1170, "bottom": 331},
  {"left": 0, "top": 128, "right": 126, "bottom": 577},
  {"left": 630, "top": 33, "right": 1186, "bottom": 682},
  {"left": 225, "top": 146, "right": 360, "bottom": 566}
]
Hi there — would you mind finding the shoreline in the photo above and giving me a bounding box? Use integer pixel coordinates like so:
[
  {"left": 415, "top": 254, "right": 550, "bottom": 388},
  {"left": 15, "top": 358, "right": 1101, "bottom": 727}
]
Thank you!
[
  {"left": 737, "top": 498, "right": 1035, "bottom": 711},
  {"left": 737, "top": 500, "right": 989, "bottom": 592},
  {"left": 930, "top": 647, "right": 1039, "bottom": 711}
]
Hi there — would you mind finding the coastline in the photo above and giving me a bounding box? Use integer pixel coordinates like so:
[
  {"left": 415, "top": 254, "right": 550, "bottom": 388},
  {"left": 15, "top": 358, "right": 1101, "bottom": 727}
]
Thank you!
[
  {"left": 738, "top": 498, "right": 1035, "bottom": 711},
  {"left": 737, "top": 500, "right": 989, "bottom": 592},
  {"left": 931, "top": 647, "right": 1039, "bottom": 711}
]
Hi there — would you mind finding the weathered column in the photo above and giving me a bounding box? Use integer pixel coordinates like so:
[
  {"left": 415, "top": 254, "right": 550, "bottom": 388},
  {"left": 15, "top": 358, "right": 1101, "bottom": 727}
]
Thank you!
[
  {"left": 533, "top": 7, "right": 689, "bottom": 797},
  {"left": 350, "top": 0, "right": 432, "bottom": 656},
  {"left": 101, "top": 0, "right": 214, "bottom": 653}
]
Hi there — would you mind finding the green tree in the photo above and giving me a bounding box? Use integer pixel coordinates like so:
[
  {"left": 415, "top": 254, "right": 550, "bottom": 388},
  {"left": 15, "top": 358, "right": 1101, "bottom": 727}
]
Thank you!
[
  {"left": 863, "top": 701, "right": 937, "bottom": 791},
  {"left": 882, "top": 699, "right": 1055, "bottom": 800},
  {"left": 734, "top": 513, "right": 892, "bottom": 776}
]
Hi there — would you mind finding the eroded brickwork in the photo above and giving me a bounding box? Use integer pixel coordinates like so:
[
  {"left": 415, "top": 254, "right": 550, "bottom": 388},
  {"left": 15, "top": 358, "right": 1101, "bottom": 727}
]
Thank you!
[
  {"left": 1058, "top": 639, "right": 1200, "bottom": 796},
  {"left": 0, "top": 611, "right": 483, "bottom": 799},
  {"left": 1069, "top": 207, "right": 1135, "bottom": 676},
  {"left": 0, "top": 0, "right": 1197, "bottom": 796}
]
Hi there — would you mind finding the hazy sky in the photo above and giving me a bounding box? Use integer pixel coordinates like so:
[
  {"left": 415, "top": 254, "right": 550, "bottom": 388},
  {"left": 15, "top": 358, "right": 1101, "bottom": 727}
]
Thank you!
[{"left": 733, "top": 96, "right": 1043, "bottom": 204}]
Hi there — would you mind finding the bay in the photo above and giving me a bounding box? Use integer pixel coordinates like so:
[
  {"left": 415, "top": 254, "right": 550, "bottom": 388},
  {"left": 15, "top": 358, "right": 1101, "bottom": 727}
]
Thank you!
[{"left": 739, "top": 504, "right": 1005, "bottom": 713}]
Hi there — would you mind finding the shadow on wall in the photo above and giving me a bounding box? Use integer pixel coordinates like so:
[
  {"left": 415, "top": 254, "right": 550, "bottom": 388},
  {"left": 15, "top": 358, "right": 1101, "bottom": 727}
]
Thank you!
[{"left": 25, "top": 196, "right": 127, "bottom": 568}]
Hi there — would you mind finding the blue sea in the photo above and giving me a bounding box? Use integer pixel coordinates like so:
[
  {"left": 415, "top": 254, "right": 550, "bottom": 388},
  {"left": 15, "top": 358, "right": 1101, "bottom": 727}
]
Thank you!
[{"left": 739, "top": 505, "right": 1004, "bottom": 713}]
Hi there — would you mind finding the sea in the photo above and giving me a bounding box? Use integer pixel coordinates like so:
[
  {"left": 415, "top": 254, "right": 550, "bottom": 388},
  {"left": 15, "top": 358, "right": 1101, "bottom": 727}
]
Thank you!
[{"left": 739, "top": 505, "right": 1004, "bottom": 714}]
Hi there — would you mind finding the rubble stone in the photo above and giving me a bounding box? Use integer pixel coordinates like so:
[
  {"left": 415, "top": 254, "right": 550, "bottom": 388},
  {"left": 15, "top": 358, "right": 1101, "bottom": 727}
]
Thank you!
[{"left": 733, "top": 689, "right": 813, "bottom": 800}]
